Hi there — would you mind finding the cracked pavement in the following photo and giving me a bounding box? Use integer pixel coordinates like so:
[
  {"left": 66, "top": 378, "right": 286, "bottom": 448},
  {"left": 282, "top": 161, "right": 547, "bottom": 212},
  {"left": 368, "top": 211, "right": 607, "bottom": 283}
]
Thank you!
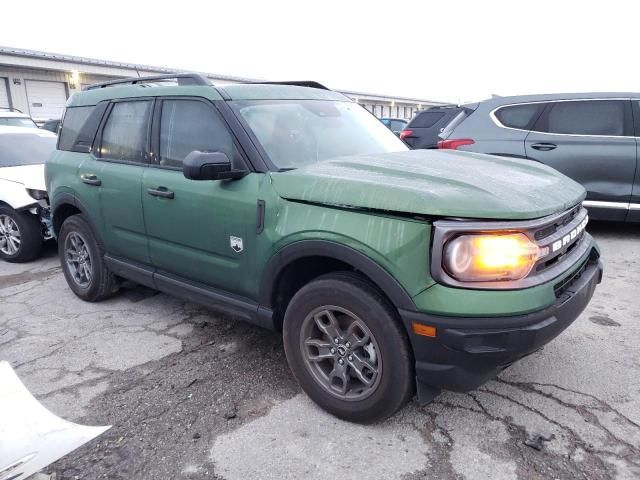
[{"left": 0, "top": 222, "right": 638, "bottom": 479}]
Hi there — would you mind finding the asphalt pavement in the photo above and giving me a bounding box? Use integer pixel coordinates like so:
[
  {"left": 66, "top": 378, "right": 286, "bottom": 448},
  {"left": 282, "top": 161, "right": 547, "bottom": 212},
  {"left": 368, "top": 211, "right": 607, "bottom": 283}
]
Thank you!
[{"left": 0, "top": 222, "right": 638, "bottom": 480}]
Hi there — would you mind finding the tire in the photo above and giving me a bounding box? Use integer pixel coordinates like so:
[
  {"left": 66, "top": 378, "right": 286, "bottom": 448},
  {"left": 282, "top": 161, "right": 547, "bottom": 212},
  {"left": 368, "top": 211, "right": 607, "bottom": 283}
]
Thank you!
[
  {"left": 58, "top": 214, "right": 118, "bottom": 302},
  {"left": 0, "top": 205, "right": 43, "bottom": 263},
  {"left": 283, "top": 271, "right": 414, "bottom": 423}
]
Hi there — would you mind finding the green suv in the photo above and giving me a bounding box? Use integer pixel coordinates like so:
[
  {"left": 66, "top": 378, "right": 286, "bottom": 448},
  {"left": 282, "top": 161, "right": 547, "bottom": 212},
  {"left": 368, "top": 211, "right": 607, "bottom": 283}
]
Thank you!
[{"left": 46, "top": 74, "right": 603, "bottom": 423}]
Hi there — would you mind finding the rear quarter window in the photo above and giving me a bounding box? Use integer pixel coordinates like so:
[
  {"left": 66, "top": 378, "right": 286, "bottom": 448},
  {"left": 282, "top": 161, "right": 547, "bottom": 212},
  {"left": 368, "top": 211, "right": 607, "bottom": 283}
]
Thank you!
[
  {"left": 494, "top": 103, "right": 545, "bottom": 130},
  {"left": 58, "top": 106, "right": 95, "bottom": 151},
  {"left": 409, "top": 111, "right": 446, "bottom": 128}
]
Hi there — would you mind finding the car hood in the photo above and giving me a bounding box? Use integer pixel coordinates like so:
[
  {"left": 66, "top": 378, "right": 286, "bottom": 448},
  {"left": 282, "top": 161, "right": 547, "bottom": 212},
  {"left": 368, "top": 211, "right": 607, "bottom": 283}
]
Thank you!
[
  {"left": 269, "top": 150, "right": 586, "bottom": 220},
  {"left": 0, "top": 164, "right": 46, "bottom": 191}
]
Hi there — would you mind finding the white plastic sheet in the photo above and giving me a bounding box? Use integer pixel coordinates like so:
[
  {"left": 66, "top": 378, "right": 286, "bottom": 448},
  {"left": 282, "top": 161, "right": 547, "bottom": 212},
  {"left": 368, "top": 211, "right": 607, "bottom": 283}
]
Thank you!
[{"left": 0, "top": 361, "right": 110, "bottom": 480}]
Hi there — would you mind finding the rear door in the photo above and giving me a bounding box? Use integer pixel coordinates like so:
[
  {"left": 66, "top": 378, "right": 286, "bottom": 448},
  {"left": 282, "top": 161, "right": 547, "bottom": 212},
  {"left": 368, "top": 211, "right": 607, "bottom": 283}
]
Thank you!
[
  {"left": 525, "top": 99, "right": 636, "bottom": 221},
  {"left": 92, "top": 99, "right": 153, "bottom": 263}
]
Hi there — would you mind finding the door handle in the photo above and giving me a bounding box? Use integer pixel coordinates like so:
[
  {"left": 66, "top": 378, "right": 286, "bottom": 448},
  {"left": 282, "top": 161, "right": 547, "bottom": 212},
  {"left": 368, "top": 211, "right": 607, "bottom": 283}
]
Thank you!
[
  {"left": 531, "top": 142, "right": 557, "bottom": 151},
  {"left": 147, "top": 186, "right": 175, "bottom": 199},
  {"left": 80, "top": 174, "right": 101, "bottom": 186}
]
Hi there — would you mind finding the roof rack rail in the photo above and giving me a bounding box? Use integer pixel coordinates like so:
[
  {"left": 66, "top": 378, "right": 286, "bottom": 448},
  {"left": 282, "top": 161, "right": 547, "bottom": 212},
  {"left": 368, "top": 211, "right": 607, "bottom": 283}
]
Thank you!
[
  {"left": 85, "top": 73, "right": 213, "bottom": 91},
  {"left": 246, "top": 81, "right": 330, "bottom": 90},
  {"left": 0, "top": 107, "right": 24, "bottom": 113}
]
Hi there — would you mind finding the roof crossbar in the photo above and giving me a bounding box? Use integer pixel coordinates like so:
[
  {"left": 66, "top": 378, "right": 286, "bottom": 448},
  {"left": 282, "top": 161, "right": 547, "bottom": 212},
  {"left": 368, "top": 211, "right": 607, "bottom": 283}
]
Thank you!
[{"left": 85, "top": 73, "right": 213, "bottom": 90}]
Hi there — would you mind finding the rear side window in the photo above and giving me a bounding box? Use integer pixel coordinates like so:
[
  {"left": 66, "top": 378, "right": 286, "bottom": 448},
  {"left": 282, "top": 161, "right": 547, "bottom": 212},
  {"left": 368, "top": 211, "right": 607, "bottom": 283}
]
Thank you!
[
  {"left": 58, "top": 106, "right": 94, "bottom": 151},
  {"left": 409, "top": 111, "right": 445, "bottom": 128},
  {"left": 159, "top": 100, "right": 235, "bottom": 168},
  {"left": 494, "top": 103, "right": 544, "bottom": 130},
  {"left": 99, "top": 101, "right": 151, "bottom": 162},
  {"left": 535, "top": 100, "right": 626, "bottom": 136}
]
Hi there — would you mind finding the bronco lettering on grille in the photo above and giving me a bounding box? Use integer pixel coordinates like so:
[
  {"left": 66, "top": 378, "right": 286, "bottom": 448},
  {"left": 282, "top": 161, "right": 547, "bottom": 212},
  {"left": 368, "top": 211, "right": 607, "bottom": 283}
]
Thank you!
[{"left": 551, "top": 216, "right": 588, "bottom": 253}]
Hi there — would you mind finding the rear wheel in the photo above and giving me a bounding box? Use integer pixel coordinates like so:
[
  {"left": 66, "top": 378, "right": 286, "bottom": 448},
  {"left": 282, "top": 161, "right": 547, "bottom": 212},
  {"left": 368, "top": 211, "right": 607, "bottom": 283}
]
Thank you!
[
  {"left": 283, "top": 272, "right": 414, "bottom": 423},
  {"left": 58, "top": 214, "right": 118, "bottom": 301},
  {"left": 0, "top": 206, "right": 42, "bottom": 263}
]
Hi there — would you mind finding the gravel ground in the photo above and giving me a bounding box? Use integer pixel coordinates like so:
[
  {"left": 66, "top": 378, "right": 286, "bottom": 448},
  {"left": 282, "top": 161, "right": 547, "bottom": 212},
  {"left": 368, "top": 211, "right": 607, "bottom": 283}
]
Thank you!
[{"left": 0, "top": 221, "right": 638, "bottom": 480}]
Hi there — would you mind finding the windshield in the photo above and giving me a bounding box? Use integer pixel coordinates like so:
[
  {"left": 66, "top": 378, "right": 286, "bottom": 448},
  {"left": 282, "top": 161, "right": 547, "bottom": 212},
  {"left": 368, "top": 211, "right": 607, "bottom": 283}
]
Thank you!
[
  {"left": 0, "top": 117, "right": 38, "bottom": 128},
  {"left": 235, "top": 100, "right": 408, "bottom": 169},
  {"left": 0, "top": 133, "right": 56, "bottom": 167}
]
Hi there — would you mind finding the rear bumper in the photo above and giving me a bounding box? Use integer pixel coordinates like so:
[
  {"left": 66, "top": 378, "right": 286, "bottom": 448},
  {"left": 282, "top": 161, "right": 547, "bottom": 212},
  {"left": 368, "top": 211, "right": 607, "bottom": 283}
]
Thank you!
[{"left": 400, "top": 254, "right": 603, "bottom": 397}]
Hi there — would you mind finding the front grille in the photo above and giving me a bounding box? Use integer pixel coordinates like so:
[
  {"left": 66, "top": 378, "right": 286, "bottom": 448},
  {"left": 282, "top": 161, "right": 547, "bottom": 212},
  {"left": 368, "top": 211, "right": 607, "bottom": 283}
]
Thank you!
[
  {"left": 536, "top": 238, "right": 582, "bottom": 272},
  {"left": 532, "top": 205, "right": 588, "bottom": 275},
  {"left": 533, "top": 204, "right": 580, "bottom": 241}
]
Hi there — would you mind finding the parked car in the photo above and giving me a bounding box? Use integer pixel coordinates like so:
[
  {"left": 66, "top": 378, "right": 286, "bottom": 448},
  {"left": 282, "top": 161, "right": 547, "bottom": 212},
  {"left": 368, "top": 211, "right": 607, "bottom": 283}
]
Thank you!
[
  {"left": 437, "top": 93, "right": 640, "bottom": 222},
  {"left": 41, "top": 119, "right": 61, "bottom": 134},
  {"left": 0, "top": 108, "right": 39, "bottom": 129},
  {"left": 0, "top": 126, "right": 55, "bottom": 262},
  {"left": 379, "top": 117, "right": 408, "bottom": 135},
  {"left": 399, "top": 105, "right": 465, "bottom": 148},
  {"left": 47, "top": 74, "right": 602, "bottom": 423}
]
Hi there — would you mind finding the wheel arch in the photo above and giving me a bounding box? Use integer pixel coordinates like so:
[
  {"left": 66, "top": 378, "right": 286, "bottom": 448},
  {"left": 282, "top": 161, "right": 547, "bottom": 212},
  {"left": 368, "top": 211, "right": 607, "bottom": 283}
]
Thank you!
[
  {"left": 51, "top": 192, "right": 102, "bottom": 242},
  {"left": 260, "top": 240, "right": 416, "bottom": 330}
]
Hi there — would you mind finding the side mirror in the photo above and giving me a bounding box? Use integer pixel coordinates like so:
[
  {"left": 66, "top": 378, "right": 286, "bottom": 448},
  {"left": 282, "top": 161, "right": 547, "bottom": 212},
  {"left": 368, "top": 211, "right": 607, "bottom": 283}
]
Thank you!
[{"left": 182, "top": 151, "right": 247, "bottom": 181}]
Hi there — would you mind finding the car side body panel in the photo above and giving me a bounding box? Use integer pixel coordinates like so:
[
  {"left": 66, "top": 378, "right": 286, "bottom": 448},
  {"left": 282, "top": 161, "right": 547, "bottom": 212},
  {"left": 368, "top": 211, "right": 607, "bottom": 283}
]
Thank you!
[
  {"left": 0, "top": 178, "right": 38, "bottom": 210},
  {"left": 447, "top": 102, "right": 529, "bottom": 157},
  {"left": 261, "top": 197, "right": 434, "bottom": 300}
]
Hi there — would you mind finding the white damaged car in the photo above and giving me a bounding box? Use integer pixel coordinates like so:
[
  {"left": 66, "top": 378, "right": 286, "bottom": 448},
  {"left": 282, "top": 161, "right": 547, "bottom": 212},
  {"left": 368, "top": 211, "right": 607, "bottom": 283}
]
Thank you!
[{"left": 0, "top": 126, "right": 56, "bottom": 262}]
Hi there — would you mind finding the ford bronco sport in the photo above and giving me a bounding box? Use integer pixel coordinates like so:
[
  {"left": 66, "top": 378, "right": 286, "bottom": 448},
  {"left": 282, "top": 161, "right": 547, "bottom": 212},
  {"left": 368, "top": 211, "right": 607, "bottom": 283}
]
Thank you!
[{"left": 46, "top": 74, "right": 603, "bottom": 423}]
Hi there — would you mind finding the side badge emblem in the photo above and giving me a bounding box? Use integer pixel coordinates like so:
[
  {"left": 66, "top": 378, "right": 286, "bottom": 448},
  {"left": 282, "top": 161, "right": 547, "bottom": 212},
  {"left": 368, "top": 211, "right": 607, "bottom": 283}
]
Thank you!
[{"left": 230, "top": 236, "right": 244, "bottom": 253}]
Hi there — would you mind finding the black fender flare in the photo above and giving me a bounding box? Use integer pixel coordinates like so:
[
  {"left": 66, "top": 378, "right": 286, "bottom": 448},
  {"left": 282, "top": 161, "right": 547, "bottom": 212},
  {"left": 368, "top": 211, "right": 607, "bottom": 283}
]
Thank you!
[
  {"left": 50, "top": 191, "right": 77, "bottom": 213},
  {"left": 50, "top": 192, "right": 102, "bottom": 242},
  {"left": 259, "top": 239, "right": 416, "bottom": 311}
]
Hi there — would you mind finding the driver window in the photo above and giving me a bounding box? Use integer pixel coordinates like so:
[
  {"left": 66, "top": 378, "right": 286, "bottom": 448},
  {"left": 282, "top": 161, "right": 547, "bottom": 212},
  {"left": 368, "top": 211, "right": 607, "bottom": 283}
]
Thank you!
[{"left": 159, "top": 100, "right": 236, "bottom": 168}]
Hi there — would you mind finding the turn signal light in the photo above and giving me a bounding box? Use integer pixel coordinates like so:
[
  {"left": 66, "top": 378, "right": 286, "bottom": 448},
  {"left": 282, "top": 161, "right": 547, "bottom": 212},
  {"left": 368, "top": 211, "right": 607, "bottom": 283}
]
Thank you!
[{"left": 412, "top": 323, "right": 437, "bottom": 338}]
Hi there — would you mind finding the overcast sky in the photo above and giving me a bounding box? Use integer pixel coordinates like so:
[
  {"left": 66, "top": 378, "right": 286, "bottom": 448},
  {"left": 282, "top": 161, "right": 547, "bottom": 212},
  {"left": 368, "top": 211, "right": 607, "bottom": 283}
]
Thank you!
[{"left": 2, "top": 1, "right": 636, "bottom": 104}]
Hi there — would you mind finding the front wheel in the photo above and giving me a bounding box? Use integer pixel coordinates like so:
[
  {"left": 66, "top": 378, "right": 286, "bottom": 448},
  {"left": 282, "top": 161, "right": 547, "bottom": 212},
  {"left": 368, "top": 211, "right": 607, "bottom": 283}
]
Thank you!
[
  {"left": 283, "top": 272, "right": 414, "bottom": 423},
  {"left": 0, "top": 206, "right": 42, "bottom": 263}
]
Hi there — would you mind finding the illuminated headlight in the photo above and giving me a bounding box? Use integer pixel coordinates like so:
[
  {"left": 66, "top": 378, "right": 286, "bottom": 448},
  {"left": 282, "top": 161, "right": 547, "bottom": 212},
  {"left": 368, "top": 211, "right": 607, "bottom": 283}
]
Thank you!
[
  {"left": 443, "top": 233, "right": 548, "bottom": 282},
  {"left": 27, "top": 189, "right": 48, "bottom": 201}
]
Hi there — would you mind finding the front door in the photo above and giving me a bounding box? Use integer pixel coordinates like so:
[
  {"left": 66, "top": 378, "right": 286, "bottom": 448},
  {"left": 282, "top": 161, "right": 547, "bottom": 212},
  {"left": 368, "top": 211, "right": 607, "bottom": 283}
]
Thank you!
[
  {"left": 141, "top": 98, "right": 259, "bottom": 297},
  {"left": 524, "top": 99, "right": 636, "bottom": 221},
  {"left": 94, "top": 99, "right": 153, "bottom": 263}
]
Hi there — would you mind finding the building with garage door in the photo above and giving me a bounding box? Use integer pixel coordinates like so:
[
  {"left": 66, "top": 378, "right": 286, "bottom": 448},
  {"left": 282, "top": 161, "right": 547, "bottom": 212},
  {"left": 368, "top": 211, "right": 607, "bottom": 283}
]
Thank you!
[{"left": 0, "top": 46, "right": 445, "bottom": 124}]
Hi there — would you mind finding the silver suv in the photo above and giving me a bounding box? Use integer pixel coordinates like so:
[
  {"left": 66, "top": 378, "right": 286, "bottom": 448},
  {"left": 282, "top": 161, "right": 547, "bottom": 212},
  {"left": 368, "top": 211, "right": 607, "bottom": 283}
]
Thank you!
[{"left": 437, "top": 93, "right": 640, "bottom": 223}]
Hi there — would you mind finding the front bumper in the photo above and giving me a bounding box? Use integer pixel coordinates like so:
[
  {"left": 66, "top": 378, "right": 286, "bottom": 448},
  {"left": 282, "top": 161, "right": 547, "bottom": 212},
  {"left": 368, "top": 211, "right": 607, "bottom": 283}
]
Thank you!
[{"left": 400, "top": 252, "right": 603, "bottom": 400}]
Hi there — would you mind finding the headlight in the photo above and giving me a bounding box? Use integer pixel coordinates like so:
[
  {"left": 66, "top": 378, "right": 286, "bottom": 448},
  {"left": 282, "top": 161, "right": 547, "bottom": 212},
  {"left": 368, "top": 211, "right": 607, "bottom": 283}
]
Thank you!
[
  {"left": 28, "top": 189, "right": 48, "bottom": 201},
  {"left": 27, "top": 188, "right": 47, "bottom": 200},
  {"left": 443, "top": 233, "right": 545, "bottom": 282}
]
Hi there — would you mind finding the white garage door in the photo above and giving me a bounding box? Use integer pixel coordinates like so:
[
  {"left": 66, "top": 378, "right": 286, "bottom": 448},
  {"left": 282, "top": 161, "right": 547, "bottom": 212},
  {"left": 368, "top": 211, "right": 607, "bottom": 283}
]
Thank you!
[
  {"left": 25, "top": 80, "right": 67, "bottom": 121},
  {"left": 0, "top": 78, "right": 9, "bottom": 109}
]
